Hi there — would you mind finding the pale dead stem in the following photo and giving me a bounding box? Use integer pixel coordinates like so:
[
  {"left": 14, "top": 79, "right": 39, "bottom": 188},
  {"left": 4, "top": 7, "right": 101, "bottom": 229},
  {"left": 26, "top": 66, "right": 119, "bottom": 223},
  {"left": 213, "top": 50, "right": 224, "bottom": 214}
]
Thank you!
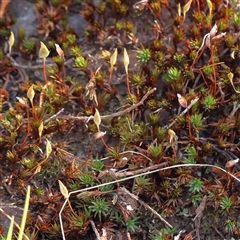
[
  {"left": 90, "top": 220, "right": 101, "bottom": 240},
  {"left": 21, "top": 86, "right": 156, "bottom": 125},
  {"left": 106, "top": 162, "right": 168, "bottom": 178},
  {"left": 59, "top": 87, "right": 157, "bottom": 122}
]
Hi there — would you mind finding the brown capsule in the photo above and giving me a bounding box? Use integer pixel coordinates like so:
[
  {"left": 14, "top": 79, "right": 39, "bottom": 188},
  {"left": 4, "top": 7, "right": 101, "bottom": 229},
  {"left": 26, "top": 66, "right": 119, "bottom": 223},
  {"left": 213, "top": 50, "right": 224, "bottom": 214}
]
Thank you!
[
  {"left": 177, "top": 93, "right": 188, "bottom": 108},
  {"left": 225, "top": 158, "right": 239, "bottom": 169},
  {"left": 209, "top": 24, "right": 218, "bottom": 38},
  {"left": 94, "top": 131, "right": 106, "bottom": 140},
  {"left": 133, "top": 0, "right": 148, "bottom": 10},
  {"left": 55, "top": 43, "right": 64, "bottom": 58}
]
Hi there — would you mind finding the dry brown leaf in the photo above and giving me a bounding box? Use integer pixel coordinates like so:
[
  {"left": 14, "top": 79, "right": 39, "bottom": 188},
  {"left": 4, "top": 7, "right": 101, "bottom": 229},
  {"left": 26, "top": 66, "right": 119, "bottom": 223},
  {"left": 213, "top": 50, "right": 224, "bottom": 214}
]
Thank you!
[
  {"left": 225, "top": 158, "right": 239, "bottom": 169},
  {"left": 209, "top": 24, "right": 218, "bottom": 38},
  {"left": 0, "top": 0, "right": 10, "bottom": 18},
  {"left": 55, "top": 43, "right": 64, "bottom": 58},
  {"left": 86, "top": 73, "right": 98, "bottom": 105}
]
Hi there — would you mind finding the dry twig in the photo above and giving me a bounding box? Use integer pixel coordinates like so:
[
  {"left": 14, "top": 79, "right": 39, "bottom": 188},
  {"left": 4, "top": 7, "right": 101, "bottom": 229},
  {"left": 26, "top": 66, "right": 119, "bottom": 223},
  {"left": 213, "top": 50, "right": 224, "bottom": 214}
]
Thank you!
[
  {"left": 90, "top": 220, "right": 101, "bottom": 240},
  {"left": 165, "top": 97, "right": 199, "bottom": 129},
  {"left": 107, "top": 162, "right": 168, "bottom": 178},
  {"left": 194, "top": 195, "right": 207, "bottom": 240},
  {"left": 120, "top": 187, "right": 173, "bottom": 228},
  {"left": 61, "top": 87, "right": 157, "bottom": 121}
]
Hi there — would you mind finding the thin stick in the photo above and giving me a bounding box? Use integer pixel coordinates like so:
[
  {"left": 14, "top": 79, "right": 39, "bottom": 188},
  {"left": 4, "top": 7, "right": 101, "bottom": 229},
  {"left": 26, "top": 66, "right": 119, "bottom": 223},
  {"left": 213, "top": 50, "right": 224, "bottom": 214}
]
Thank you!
[
  {"left": 22, "top": 88, "right": 156, "bottom": 125},
  {"left": 67, "top": 199, "right": 78, "bottom": 218},
  {"left": 108, "top": 162, "right": 168, "bottom": 178},
  {"left": 165, "top": 97, "right": 199, "bottom": 129},
  {"left": 120, "top": 187, "right": 173, "bottom": 228},
  {"left": 44, "top": 108, "right": 64, "bottom": 123},
  {"left": 100, "top": 136, "right": 111, "bottom": 150},
  {"left": 62, "top": 88, "right": 157, "bottom": 121},
  {"left": 101, "top": 150, "right": 153, "bottom": 163},
  {"left": 2, "top": 73, "right": 10, "bottom": 89},
  {"left": 191, "top": 34, "right": 209, "bottom": 68},
  {"left": 126, "top": 72, "right": 131, "bottom": 96},
  {"left": 90, "top": 220, "right": 101, "bottom": 240},
  {"left": 210, "top": 46, "right": 217, "bottom": 96},
  {"left": 62, "top": 58, "right": 66, "bottom": 81}
]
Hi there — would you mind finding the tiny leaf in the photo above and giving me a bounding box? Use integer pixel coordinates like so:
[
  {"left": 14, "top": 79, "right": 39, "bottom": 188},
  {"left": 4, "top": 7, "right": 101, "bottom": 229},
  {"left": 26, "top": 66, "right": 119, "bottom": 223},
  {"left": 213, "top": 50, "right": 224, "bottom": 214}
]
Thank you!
[
  {"left": 100, "top": 228, "right": 107, "bottom": 240},
  {"left": 58, "top": 180, "right": 68, "bottom": 199},
  {"left": 168, "top": 129, "right": 176, "bottom": 144},
  {"left": 183, "top": 0, "right": 192, "bottom": 21},
  {"left": 110, "top": 48, "right": 118, "bottom": 69},
  {"left": 178, "top": 3, "right": 181, "bottom": 17},
  {"left": 230, "top": 50, "right": 235, "bottom": 59},
  {"left": 227, "top": 72, "right": 234, "bottom": 82},
  {"left": 34, "top": 165, "right": 41, "bottom": 174},
  {"left": 46, "top": 139, "right": 52, "bottom": 158},
  {"left": 27, "top": 84, "right": 35, "bottom": 104},
  {"left": 206, "top": 0, "right": 212, "bottom": 17},
  {"left": 38, "top": 121, "right": 44, "bottom": 138},
  {"left": 112, "top": 195, "right": 118, "bottom": 205},
  {"left": 94, "top": 108, "right": 101, "bottom": 131},
  {"left": 39, "top": 41, "right": 50, "bottom": 59},
  {"left": 123, "top": 48, "right": 130, "bottom": 74},
  {"left": 16, "top": 97, "right": 26, "bottom": 106},
  {"left": 8, "top": 31, "right": 14, "bottom": 54},
  {"left": 228, "top": 72, "right": 240, "bottom": 93}
]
